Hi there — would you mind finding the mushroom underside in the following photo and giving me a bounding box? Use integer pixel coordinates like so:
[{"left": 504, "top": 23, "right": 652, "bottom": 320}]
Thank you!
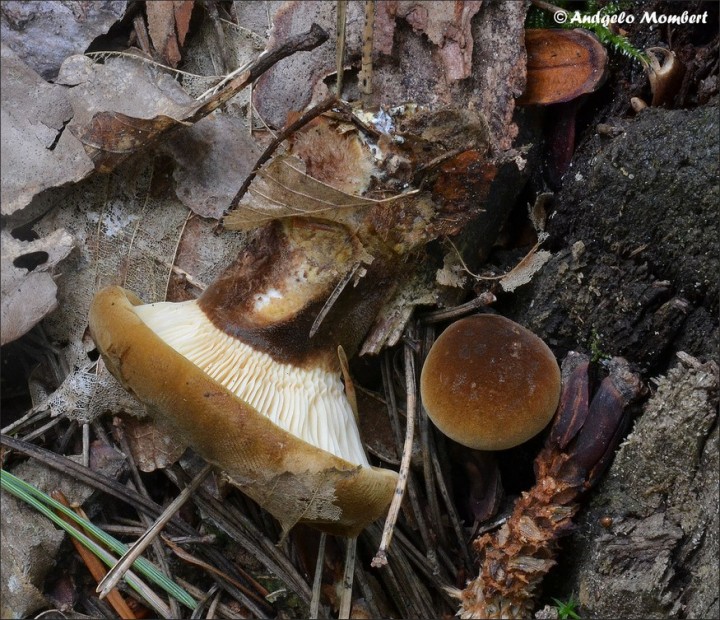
[{"left": 89, "top": 286, "right": 398, "bottom": 536}]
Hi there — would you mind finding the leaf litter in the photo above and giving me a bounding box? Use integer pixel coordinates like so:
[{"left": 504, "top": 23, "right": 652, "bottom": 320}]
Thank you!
[{"left": 0, "top": 1, "right": 563, "bottom": 618}]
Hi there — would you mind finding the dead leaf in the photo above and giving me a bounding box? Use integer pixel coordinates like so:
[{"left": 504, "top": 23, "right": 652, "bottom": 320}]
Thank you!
[
  {"left": 224, "top": 155, "right": 377, "bottom": 230},
  {"left": 146, "top": 0, "right": 194, "bottom": 67},
  {"left": 115, "top": 415, "right": 186, "bottom": 473},
  {"left": 518, "top": 29, "right": 608, "bottom": 105},
  {"left": 0, "top": 47, "right": 94, "bottom": 219},
  {"left": 0, "top": 0, "right": 127, "bottom": 79},
  {"left": 160, "top": 115, "right": 262, "bottom": 219},
  {"left": 58, "top": 53, "right": 197, "bottom": 173},
  {"left": 70, "top": 111, "right": 186, "bottom": 174},
  {"left": 290, "top": 117, "right": 374, "bottom": 195},
  {"left": 1, "top": 228, "right": 75, "bottom": 346},
  {"left": 499, "top": 245, "right": 552, "bottom": 293}
]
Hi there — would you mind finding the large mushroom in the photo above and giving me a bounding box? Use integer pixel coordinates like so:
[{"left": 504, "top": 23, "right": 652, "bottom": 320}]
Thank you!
[
  {"left": 420, "top": 314, "right": 561, "bottom": 451},
  {"left": 89, "top": 220, "right": 398, "bottom": 537}
]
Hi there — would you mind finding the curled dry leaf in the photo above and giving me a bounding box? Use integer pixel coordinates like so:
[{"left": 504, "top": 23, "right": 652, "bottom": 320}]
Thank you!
[
  {"left": 0, "top": 228, "right": 75, "bottom": 346},
  {"left": 224, "top": 154, "right": 378, "bottom": 231},
  {"left": 518, "top": 29, "right": 608, "bottom": 105}
]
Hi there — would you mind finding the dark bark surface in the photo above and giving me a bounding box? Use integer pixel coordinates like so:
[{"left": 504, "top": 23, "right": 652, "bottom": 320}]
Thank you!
[
  {"left": 512, "top": 106, "right": 718, "bottom": 372},
  {"left": 506, "top": 104, "right": 719, "bottom": 617}
]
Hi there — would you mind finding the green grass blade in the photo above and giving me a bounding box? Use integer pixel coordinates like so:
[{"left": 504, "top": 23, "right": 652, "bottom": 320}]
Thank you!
[{"left": 0, "top": 469, "right": 196, "bottom": 610}]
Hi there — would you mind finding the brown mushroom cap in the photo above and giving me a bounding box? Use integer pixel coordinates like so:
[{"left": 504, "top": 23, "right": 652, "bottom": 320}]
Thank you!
[
  {"left": 89, "top": 286, "right": 398, "bottom": 537},
  {"left": 420, "top": 314, "right": 561, "bottom": 450}
]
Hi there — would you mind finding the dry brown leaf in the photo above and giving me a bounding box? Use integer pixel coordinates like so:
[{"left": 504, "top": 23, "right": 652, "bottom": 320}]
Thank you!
[
  {"left": 499, "top": 246, "right": 552, "bottom": 293},
  {"left": 160, "top": 115, "right": 262, "bottom": 220},
  {"left": 224, "top": 155, "right": 378, "bottom": 230},
  {"left": 117, "top": 415, "right": 186, "bottom": 473},
  {"left": 290, "top": 118, "right": 374, "bottom": 195},
  {"left": 146, "top": 0, "right": 194, "bottom": 67},
  {"left": 1, "top": 229, "right": 75, "bottom": 346}
]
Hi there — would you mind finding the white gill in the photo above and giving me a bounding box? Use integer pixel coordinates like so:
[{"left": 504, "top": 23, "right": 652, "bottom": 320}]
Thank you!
[{"left": 133, "top": 300, "right": 370, "bottom": 467}]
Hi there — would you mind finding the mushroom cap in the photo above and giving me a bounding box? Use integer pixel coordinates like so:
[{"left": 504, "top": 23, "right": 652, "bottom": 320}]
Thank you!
[
  {"left": 420, "top": 314, "right": 561, "bottom": 451},
  {"left": 89, "top": 286, "right": 398, "bottom": 537}
]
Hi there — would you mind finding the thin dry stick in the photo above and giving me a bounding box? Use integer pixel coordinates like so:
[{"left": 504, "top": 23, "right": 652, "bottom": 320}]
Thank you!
[
  {"left": 169, "top": 469, "right": 313, "bottom": 605},
  {"left": 428, "top": 431, "right": 474, "bottom": 573},
  {"left": 97, "top": 463, "right": 213, "bottom": 599},
  {"left": 52, "top": 491, "right": 137, "bottom": 620},
  {"left": 309, "top": 532, "right": 327, "bottom": 619},
  {"left": 418, "top": 328, "right": 447, "bottom": 551},
  {"left": 418, "top": 291, "right": 497, "bottom": 324},
  {"left": 335, "top": 0, "right": 347, "bottom": 95},
  {"left": 380, "top": 352, "right": 433, "bottom": 548},
  {"left": 310, "top": 263, "right": 361, "bottom": 339},
  {"left": 82, "top": 422, "right": 90, "bottom": 468},
  {"left": 338, "top": 537, "right": 357, "bottom": 619},
  {"left": 372, "top": 343, "right": 417, "bottom": 567},
  {"left": 18, "top": 416, "right": 63, "bottom": 444},
  {"left": 188, "top": 23, "right": 329, "bottom": 123},
  {"left": 177, "top": 579, "right": 244, "bottom": 620},
  {"left": 163, "top": 536, "right": 269, "bottom": 617},
  {"left": 359, "top": 0, "right": 375, "bottom": 102},
  {"left": 114, "top": 421, "right": 181, "bottom": 618},
  {"left": 353, "top": 560, "right": 383, "bottom": 619}
]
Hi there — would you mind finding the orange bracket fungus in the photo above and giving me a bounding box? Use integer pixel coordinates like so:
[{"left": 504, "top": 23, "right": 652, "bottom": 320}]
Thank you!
[
  {"left": 420, "top": 314, "right": 561, "bottom": 451},
  {"left": 89, "top": 220, "right": 398, "bottom": 537}
]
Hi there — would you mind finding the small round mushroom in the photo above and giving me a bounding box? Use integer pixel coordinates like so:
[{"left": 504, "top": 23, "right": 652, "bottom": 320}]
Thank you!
[
  {"left": 89, "top": 222, "right": 398, "bottom": 537},
  {"left": 420, "top": 314, "right": 561, "bottom": 451}
]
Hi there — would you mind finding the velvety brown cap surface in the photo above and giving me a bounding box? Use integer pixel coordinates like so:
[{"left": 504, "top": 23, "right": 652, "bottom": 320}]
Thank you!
[{"left": 420, "top": 314, "right": 561, "bottom": 450}]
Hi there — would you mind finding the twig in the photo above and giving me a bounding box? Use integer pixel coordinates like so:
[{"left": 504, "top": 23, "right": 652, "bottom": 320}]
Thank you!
[
  {"left": 309, "top": 532, "right": 327, "bottom": 619},
  {"left": 418, "top": 292, "right": 496, "bottom": 324},
  {"left": 338, "top": 537, "right": 357, "bottom": 619},
  {"left": 428, "top": 431, "right": 474, "bottom": 573},
  {"left": 97, "top": 463, "right": 213, "bottom": 598},
  {"left": 165, "top": 467, "right": 313, "bottom": 605},
  {"left": 177, "top": 579, "right": 245, "bottom": 620},
  {"left": 1, "top": 433, "right": 280, "bottom": 605},
  {"left": 419, "top": 328, "right": 445, "bottom": 549},
  {"left": 52, "top": 490, "right": 137, "bottom": 620},
  {"left": 359, "top": 0, "right": 375, "bottom": 102},
  {"left": 336, "top": 0, "right": 347, "bottom": 95},
  {"left": 82, "top": 422, "right": 90, "bottom": 468},
  {"left": 18, "top": 416, "right": 63, "bottom": 444},
  {"left": 372, "top": 342, "right": 417, "bottom": 567},
  {"left": 163, "top": 536, "right": 270, "bottom": 618},
  {"left": 310, "top": 262, "right": 362, "bottom": 339},
  {"left": 113, "top": 420, "right": 181, "bottom": 617},
  {"left": 380, "top": 351, "right": 433, "bottom": 546},
  {"left": 189, "top": 23, "right": 329, "bottom": 123}
]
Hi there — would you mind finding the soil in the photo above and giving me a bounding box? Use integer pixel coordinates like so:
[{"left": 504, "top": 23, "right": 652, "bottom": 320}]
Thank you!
[{"left": 505, "top": 101, "right": 719, "bottom": 618}]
